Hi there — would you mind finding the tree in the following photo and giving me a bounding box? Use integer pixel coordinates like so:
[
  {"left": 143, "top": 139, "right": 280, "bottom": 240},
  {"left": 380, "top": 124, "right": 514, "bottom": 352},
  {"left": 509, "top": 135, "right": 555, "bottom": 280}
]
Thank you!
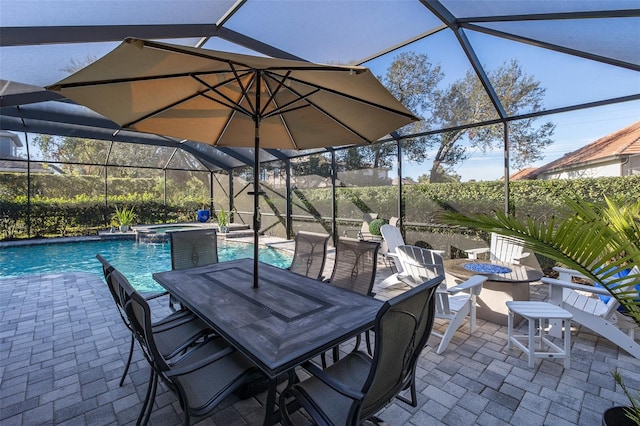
[
  {"left": 30, "top": 134, "right": 109, "bottom": 176},
  {"left": 331, "top": 52, "right": 442, "bottom": 174},
  {"left": 428, "top": 60, "right": 555, "bottom": 182},
  {"left": 416, "top": 166, "right": 461, "bottom": 183},
  {"left": 368, "top": 52, "right": 444, "bottom": 169}
]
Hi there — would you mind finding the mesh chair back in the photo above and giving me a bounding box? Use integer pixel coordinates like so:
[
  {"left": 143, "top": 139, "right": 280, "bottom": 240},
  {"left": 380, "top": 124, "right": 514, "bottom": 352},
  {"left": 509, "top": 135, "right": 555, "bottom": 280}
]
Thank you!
[
  {"left": 170, "top": 228, "right": 219, "bottom": 270},
  {"left": 360, "top": 276, "right": 442, "bottom": 417},
  {"left": 329, "top": 237, "right": 380, "bottom": 296},
  {"left": 96, "top": 254, "right": 132, "bottom": 325},
  {"left": 97, "top": 253, "right": 115, "bottom": 279},
  {"left": 289, "top": 231, "right": 331, "bottom": 280},
  {"left": 113, "top": 269, "right": 172, "bottom": 372},
  {"left": 97, "top": 254, "right": 118, "bottom": 301}
]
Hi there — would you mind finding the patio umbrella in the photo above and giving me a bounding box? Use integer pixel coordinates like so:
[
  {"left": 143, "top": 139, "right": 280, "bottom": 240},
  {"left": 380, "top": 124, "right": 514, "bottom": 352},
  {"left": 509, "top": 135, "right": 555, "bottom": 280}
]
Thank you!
[{"left": 47, "top": 38, "right": 418, "bottom": 288}]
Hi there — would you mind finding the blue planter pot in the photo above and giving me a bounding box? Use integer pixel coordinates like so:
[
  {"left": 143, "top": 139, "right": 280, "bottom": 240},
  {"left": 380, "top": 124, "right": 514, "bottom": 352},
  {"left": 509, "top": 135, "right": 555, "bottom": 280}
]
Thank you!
[{"left": 197, "top": 209, "right": 210, "bottom": 223}]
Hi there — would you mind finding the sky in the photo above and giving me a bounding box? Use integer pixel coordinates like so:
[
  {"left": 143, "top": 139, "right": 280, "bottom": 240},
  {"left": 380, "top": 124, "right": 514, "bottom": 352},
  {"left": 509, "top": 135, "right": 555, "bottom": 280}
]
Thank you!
[
  {"left": 2, "top": 1, "right": 638, "bottom": 182},
  {"left": 357, "top": 27, "right": 640, "bottom": 181}
]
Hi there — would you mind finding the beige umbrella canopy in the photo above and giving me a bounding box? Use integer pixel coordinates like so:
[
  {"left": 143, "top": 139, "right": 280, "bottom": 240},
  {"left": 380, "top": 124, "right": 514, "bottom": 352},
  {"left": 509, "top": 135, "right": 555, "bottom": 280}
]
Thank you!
[{"left": 48, "top": 38, "right": 418, "bottom": 287}]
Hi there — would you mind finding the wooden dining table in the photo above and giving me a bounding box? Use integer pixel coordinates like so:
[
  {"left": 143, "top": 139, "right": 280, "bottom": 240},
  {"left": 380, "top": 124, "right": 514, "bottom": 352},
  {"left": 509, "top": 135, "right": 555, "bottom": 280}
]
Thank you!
[{"left": 153, "top": 258, "right": 383, "bottom": 425}]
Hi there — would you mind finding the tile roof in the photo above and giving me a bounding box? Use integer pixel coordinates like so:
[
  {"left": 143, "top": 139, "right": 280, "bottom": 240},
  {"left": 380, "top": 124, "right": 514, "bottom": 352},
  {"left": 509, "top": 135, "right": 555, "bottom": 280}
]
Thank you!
[
  {"left": 509, "top": 167, "right": 539, "bottom": 180},
  {"left": 536, "top": 120, "right": 640, "bottom": 174}
]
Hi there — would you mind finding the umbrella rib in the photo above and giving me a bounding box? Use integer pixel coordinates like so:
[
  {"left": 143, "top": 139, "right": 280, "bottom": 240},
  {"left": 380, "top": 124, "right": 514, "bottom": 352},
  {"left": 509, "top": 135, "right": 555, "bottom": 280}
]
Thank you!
[
  {"left": 262, "top": 103, "right": 312, "bottom": 120},
  {"left": 228, "top": 65, "right": 258, "bottom": 117},
  {"left": 50, "top": 70, "right": 231, "bottom": 90},
  {"left": 261, "top": 73, "right": 299, "bottom": 149},
  {"left": 212, "top": 109, "right": 237, "bottom": 147},
  {"left": 259, "top": 71, "right": 291, "bottom": 117},
  {"left": 261, "top": 72, "right": 319, "bottom": 119},
  {"left": 123, "top": 90, "right": 205, "bottom": 128},
  {"left": 119, "top": 70, "right": 253, "bottom": 128},
  {"left": 191, "top": 73, "right": 254, "bottom": 118},
  {"left": 283, "top": 82, "right": 373, "bottom": 144},
  {"left": 285, "top": 74, "right": 418, "bottom": 120}
]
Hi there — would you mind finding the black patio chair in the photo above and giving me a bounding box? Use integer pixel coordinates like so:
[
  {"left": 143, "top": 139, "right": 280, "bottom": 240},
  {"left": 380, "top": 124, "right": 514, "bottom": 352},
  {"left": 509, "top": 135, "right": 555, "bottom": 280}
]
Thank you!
[
  {"left": 169, "top": 228, "right": 219, "bottom": 309},
  {"left": 288, "top": 231, "right": 331, "bottom": 280},
  {"left": 327, "top": 237, "right": 379, "bottom": 296},
  {"left": 119, "top": 270, "right": 260, "bottom": 426},
  {"left": 96, "top": 254, "right": 212, "bottom": 387},
  {"left": 279, "top": 275, "right": 443, "bottom": 425},
  {"left": 323, "top": 237, "right": 380, "bottom": 364}
]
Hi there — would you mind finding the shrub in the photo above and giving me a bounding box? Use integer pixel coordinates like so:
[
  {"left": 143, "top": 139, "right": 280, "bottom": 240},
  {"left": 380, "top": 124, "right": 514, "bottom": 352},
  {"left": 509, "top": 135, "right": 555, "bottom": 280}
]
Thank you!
[{"left": 368, "top": 218, "right": 387, "bottom": 236}]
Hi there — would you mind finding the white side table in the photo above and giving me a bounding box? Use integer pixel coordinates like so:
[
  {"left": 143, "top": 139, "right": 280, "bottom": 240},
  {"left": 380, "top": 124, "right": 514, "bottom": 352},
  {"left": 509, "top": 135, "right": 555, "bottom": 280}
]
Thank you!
[{"left": 506, "top": 301, "right": 573, "bottom": 368}]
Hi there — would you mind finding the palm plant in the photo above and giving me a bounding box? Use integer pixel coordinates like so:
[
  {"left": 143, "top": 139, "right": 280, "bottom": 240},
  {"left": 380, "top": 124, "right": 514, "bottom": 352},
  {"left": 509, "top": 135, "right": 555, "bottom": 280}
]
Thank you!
[
  {"left": 612, "top": 369, "right": 640, "bottom": 425},
  {"left": 443, "top": 196, "right": 640, "bottom": 425},
  {"left": 216, "top": 207, "right": 228, "bottom": 228},
  {"left": 441, "top": 196, "right": 640, "bottom": 329},
  {"left": 112, "top": 205, "right": 136, "bottom": 227}
]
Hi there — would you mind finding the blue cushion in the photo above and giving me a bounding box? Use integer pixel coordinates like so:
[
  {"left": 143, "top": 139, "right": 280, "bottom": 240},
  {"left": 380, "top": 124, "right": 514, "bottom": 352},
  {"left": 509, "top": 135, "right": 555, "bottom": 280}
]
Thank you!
[{"left": 593, "top": 268, "right": 639, "bottom": 311}]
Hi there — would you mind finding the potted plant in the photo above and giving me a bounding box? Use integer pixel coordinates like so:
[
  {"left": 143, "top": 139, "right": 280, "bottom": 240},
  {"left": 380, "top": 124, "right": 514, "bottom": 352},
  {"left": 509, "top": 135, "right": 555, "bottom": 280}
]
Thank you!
[
  {"left": 216, "top": 208, "right": 229, "bottom": 233},
  {"left": 112, "top": 205, "right": 135, "bottom": 232},
  {"left": 441, "top": 197, "right": 640, "bottom": 425},
  {"left": 603, "top": 370, "right": 640, "bottom": 425},
  {"left": 197, "top": 198, "right": 211, "bottom": 223}
]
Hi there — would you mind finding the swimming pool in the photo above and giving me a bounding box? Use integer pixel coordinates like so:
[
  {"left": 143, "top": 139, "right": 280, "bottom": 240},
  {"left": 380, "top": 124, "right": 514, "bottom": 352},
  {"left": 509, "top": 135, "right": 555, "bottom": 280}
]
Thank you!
[{"left": 0, "top": 239, "right": 292, "bottom": 292}]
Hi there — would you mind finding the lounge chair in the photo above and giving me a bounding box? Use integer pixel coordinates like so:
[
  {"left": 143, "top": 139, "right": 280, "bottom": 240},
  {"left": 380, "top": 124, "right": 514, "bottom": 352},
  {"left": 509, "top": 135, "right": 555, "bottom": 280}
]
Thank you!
[
  {"left": 395, "top": 245, "right": 487, "bottom": 354},
  {"left": 465, "top": 232, "right": 530, "bottom": 265},
  {"left": 543, "top": 265, "right": 640, "bottom": 358},
  {"left": 380, "top": 223, "right": 404, "bottom": 271}
]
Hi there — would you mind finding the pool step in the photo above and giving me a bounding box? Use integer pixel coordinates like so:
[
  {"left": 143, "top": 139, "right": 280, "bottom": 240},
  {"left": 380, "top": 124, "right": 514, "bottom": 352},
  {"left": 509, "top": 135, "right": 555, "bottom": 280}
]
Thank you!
[{"left": 221, "top": 230, "right": 254, "bottom": 239}]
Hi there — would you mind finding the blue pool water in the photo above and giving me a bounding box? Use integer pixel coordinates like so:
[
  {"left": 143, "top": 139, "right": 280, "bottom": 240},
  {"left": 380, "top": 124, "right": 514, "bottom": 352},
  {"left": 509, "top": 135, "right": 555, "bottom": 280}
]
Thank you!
[{"left": 0, "top": 239, "right": 292, "bottom": 292}]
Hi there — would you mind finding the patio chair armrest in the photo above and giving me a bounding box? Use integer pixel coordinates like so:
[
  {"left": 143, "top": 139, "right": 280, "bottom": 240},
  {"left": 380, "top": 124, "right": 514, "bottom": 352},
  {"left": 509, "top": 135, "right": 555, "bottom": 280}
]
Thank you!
[
  {"left": 513, "top": 252, "right": 531, "bottom": 260},
  {"left": 152, "top": 311, "right": 198, "bottom": 330},
  {"left": 386, "top": 252, "right": 399, "bottom": 262},
  {"left": 163, "top": 329, "right": 213, "bottom": 359},
  {"left": 448, "top": 275, "right": 487, "bottom": 294},
  {"left": 299, "top": 361, "right": 364, "bottom": 401},
  {"left": 465, "top": 247, "right": 489, "bottom": 259},
  {"left": 143, "top": 290, "right": 170, "bottom": 300},
  {"left": 398, "top": 274, "right": 420, "bottom": 287},
  {"left": 167, "top": 342, "right": 236, "bottom": 376},
  {"left": 552, "top": 266, "right": 590, "bottom": 281},
  {"left": 541, "top": 277, "right": 611, "bottom": 295}
]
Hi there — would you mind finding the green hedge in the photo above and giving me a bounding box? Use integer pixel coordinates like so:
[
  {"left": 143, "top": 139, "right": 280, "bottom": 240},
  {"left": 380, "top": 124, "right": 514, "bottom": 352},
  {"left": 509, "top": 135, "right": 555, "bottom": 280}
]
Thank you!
[{"left": 1, "top": 173, "right": 638, "bottom": 241}]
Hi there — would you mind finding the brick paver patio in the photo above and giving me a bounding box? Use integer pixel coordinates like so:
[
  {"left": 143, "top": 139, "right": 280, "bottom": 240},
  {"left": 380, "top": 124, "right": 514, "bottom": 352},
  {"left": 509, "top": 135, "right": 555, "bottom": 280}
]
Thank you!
[{"left": 1, "top": 237, "right": 638, "bottom": 425}]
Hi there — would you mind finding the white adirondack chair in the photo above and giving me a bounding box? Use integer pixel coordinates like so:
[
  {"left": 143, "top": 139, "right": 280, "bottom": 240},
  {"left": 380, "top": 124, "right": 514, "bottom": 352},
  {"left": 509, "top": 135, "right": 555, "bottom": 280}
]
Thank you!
[
  {"left": 466, "top": 232, "right": 530, "bottom": 265},
  {"left": 379, "top": 225, "right": 445, "bottom": 288},
  {"left": 542, "top": 265, "right": 640, "bottom": 359},
  {"left": 380, "top": 224, "right": 405, "bottom": 271},
  {"left": 396, "top": 245, "right": 488, "bottom": 354}
]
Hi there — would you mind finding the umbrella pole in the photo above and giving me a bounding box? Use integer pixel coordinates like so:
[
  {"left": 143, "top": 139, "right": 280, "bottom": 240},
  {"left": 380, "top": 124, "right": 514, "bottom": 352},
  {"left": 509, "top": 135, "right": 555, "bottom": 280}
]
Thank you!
[
  {"left": 253, "top": 73, "right": 261, "bottom": 289},
  {"left": 253, "top": 122, "right": 260, "bottom": 289}
]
